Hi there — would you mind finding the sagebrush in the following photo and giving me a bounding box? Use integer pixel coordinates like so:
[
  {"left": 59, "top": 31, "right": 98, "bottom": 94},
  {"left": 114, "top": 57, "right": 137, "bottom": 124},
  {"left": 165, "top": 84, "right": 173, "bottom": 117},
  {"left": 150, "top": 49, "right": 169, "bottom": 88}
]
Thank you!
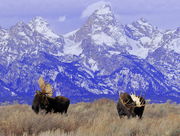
[{"left": 0, "top": 99, "right": 179, "bottom": 136}]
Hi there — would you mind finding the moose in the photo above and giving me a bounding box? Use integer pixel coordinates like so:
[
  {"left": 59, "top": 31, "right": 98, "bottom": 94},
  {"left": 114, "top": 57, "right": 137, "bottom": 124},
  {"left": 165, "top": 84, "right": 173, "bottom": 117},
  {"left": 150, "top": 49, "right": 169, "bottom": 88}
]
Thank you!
[
  {"left": 117, "top": 92, "right": 146, "bottom": 119},
  {"left": 32, "top": 91, "right": 70, "bottom": 114},
  {"left": 32, "top": 77, "right": 70, "bottom": 114}
]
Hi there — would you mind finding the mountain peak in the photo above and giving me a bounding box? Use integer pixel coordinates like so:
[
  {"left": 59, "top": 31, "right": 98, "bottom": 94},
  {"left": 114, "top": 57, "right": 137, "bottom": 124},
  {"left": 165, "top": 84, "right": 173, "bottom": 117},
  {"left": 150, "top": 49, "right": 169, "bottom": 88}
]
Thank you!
[
  {"left": 9, "top": 21, "right": 32, "bottom": 36},
  {"left": 135, "top": 18, "right": 157, "bottom": 31},
  {"left": 175, "top": 27, "right": 180, "bottom": 34},
  {"left": 0, "top": 27, "right": 9, "bottom": 42},
  {"left": 30, "top": 16, "right": 48, "bottom": 25},
  {"left": 137, "top": 18, "right": 148, "bottom": 24},
  {"left": 28, "top": 16, "right": 49, "bottom": 32},
  {"left": 92, "top": 4, "right": 114, "bottom": 21},
  {"left": 73, "top": 4, "right": 116, "bottom": 42},
  {"left": 28, "top": 16, "right": 59, "bottom": 39},
  {"left": 125, "top": 18, "right": 158, "bottom": 40},
  {"left": 133, "top": 18, "right": 154, "bottom": 28},
  {"left": 86, "top": 3, "right": 116, "bottom": 29},
  {"left": 16, "top": 21, "right": 27, "bottom": 26},
  {"left": 71, "top": 3, "right": 128, "bottom": 49},
  {"left": 94, "top": 4, "right": 112, "bottom": 15},
  {"left": 10, "top": 21, "right": 28, "bottom": 31}
]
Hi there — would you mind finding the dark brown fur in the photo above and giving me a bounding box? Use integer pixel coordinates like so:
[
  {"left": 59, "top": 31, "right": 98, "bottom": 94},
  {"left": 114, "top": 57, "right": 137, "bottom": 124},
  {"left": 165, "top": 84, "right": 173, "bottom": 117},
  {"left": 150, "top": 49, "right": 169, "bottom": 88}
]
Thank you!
[
  {"left": 120, "top": 93, "right": 135, "bottom": 108},
  {"left": 32, "top": 91, "right": 70, "bottom": 114},
  {"left": 117, "top": 93, "right": 145, "bottom": 119},
  {"left": 117, "top": 93, "right": 136, "bottom": 118},
  {"left": 133, "top": 96, "right": 146, "bottom": 119}
]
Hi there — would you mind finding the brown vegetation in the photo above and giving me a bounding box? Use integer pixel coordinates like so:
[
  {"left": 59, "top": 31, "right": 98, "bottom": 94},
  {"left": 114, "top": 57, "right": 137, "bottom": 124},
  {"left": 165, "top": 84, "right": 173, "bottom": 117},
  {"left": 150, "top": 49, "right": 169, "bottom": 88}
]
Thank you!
[{"left": 0, "top": 99, "right": 179, "bottom": 136}]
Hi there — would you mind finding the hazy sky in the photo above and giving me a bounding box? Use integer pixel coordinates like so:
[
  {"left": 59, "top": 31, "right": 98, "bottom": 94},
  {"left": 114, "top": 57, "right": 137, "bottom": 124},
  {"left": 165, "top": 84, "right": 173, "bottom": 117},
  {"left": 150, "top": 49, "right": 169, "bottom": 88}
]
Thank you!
[{"left": 0, "top": 0, "right": 179, "bottom": 34}]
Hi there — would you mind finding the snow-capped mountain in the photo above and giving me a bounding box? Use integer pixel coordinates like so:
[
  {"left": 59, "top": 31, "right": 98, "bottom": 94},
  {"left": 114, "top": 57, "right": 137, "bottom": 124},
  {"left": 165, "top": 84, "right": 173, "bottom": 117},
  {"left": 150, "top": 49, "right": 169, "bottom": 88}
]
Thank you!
[
  {"left": 29, "top": 17, "right": 63, "bottom": 44},
  {"left": 0, "top": 17, "right": 64, "bottom": 66},
  {"left": 73, "top": 4, "right": 128, "bottom": 47},
  {"left": 125, "top": 18, "right": 163, "bottom": 58},
  {"left": 124, "top": 18, "right": 180, "bottom": 93},
  {"left": 161, "top": 28, "right": 180, "bottom": 53},
  {"left": 0, "top": 4, "right": 179, "bottom": 104},
  {"left": 147, "top": 28, "right": 180, "bottom": 90},
  {"left": 65, "top": 4, "right": 130, "bottom": 74}
]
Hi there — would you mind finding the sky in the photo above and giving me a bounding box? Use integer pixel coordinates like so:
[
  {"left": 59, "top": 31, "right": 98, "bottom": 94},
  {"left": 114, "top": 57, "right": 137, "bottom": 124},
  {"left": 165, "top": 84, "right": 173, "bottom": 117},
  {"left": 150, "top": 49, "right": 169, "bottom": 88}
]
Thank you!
[{"left": 0, "top": 0, "right": 180, "bottom": 34}]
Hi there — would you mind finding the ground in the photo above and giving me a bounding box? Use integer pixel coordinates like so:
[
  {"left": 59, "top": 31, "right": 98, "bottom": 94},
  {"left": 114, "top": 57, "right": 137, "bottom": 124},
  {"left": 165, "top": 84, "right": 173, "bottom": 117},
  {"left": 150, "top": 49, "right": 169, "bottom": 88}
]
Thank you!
[{"left": 0, "top": 99, "right": 179, "bottom": 136}]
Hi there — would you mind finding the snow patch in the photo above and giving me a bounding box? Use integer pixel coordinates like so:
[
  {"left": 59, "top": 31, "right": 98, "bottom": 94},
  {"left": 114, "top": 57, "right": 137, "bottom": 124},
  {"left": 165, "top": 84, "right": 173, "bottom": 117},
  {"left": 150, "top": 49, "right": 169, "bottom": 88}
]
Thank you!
[
  {"left": 81, "top": 1, "right": 111, "bottom": 18},
  {"left": 108, "top": 51, "right": 121, "bottom": 55},
  {"left": 96, "top": 5, "right": 112, "bottom": 15},
  {"left": 64, "top": 29, "right": 79, "bottom": 38},
  {"left": 166, "top": 38, "right": 180, "bottom": 53},
  {"left": 63, "top": 39, "right": 82, "bottom": 55},
  {"left": 91, "top": 32, "right": 115, "bottom": 46},
  {"left": 11, "top": 92, "right": 17, "bottom": 96},
  {"left": 152, "top": 33, "right": 163, "bottom": 46},
  {"left": 127, "top": 38, "right": 149, "bottom": 59},
  {"left": 140, "top": 37, "right": 151, "bottom": 45},
  {"left": 29, "top": 17, "right": 59, "bottom": 41},
  {"left": 88, "top": 58, "right": 98, "bottom": 71}
]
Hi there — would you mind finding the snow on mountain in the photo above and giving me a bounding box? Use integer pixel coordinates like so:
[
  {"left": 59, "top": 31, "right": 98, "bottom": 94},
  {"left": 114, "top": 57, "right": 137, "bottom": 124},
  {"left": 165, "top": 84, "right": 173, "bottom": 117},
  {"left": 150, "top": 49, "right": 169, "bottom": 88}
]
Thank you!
[
  {"left": 146, "top": 27, "right": 180, "bottom": 90},
  {"left": 91, "top": 32, "right": 116, "bottom": 47},
  {"left": 64, "top": 4, "right": 129, "bottom": 74},
  {"left": 167, "top": 38, "right": 180, "bottom": 53},
  {"left": 125, "top": 18, "right": 163, "bottom": 58},
  {"left": 71, "top": 4, "right": 128, "bottom": 48},
  {"left": 64, "top": 29, "right": 79, "bottom": 39},
  {"left": 63, "top": 29, "right": 82, "bottom": 55},
  {"left": 9, "top": 21, "right": 34, "bottom": 46},
  {"left": 0, "top": 4, "right": 179, "bottom": 104},
  {"left": 124, "top": 19, "right": 179, "bottom": 91},
  {"left": 147, "top": 47, "right": 180, "bottom": 91},
  {"left": 126, "top": 37, "right": 150, "bottom": 59},
  {"left": 61, "top": 4, "right": 179, "bottom": 103},
  {"left": 125, "top": 18, "right": 157, "bottom": 40},
  {"left": 29, "top": 17, "right": 60, "bottom": 41},
  {"left": 0, "top": 17, "right": 64, "bottom": 66},
  {"left": 162, "top": 28, "right": 180, "bottom": 53},
  {"left": 63, "top": 38, "right": 82, "bottom": 56},
  {"left": 0, "top": 28, "right": 9, "bottom": 45},
  {"left": 0, "top": 28, "right": 10, "bottom": 65}
]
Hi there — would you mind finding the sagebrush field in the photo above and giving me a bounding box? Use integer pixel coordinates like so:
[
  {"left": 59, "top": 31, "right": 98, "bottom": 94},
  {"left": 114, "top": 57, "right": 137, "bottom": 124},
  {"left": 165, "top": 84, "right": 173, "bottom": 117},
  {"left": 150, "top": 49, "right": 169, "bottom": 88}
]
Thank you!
[{"left": 0, "top": 99, "right": 179, "bottom": 136}]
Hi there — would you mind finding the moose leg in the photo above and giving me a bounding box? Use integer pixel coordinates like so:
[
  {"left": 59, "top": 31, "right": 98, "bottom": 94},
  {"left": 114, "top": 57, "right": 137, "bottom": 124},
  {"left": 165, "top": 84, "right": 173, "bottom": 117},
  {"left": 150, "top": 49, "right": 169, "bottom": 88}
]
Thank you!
[
  {"left": 32, "top": 105, "right": 39, "bottom": 114},
  {"left": 64, "top": 107, "right": 68, "bottom": 114},
  {"left": 134, "top": 107, "right": 145, "bottom": 119},
  {"left": 63, "top": 103, "right": 70, "bottom": 115},
  {"left": 45, "top": 106, "right": 53, "bottom": 114}
]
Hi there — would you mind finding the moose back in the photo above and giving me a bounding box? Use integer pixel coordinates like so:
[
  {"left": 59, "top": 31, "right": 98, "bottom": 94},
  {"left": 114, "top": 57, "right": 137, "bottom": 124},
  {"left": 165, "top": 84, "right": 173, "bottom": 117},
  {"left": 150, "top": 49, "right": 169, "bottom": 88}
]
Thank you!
[{"left": 32, "top": 91, "right": 70, "bottom": 114}]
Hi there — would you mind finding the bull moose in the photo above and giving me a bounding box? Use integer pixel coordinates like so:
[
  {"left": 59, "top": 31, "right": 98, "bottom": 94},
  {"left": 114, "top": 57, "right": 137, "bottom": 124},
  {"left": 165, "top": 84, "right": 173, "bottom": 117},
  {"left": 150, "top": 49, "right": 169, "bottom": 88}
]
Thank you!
[
  {"left": 32, "top": 91, "right": 70, "bottom": 114},
  {"left": 117, "top": 92, "right": 145, "bottom": 119},
  {"left": 32, "top": 77, "right": 70, "bottom": 114}
]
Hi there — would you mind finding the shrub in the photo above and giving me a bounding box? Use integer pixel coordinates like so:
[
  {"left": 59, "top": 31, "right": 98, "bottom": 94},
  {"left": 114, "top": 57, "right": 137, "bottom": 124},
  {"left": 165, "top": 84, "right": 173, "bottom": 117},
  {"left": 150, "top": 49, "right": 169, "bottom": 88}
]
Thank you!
[{"left": 0, "top": 99, "right": 179, "bottom": 136}]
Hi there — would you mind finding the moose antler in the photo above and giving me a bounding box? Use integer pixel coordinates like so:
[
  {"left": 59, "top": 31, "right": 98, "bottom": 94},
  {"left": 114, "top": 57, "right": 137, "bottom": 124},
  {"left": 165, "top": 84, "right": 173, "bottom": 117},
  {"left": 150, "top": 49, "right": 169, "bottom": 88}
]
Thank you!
[
  {"left": 38, "top": 77, "right": 53, "bottom": 97},
  {"left": 130, "top": 94, "right": 146, "bottom": 107},
  {"left": 44, "top": 83, "right": 53, "bottom": 97},
  {"left": 38, "top": 77, "right": 46, "bottom": 93},
  {"left": 120, "top": 98, "right": 135, "bottom": 109}
]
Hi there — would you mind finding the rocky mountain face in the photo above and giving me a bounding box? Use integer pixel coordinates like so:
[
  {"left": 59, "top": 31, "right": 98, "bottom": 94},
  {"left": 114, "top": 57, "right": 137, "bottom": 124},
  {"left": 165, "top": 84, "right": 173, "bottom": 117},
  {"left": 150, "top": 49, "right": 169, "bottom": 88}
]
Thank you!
[
  {"left": 124, "top": 18, "right": 180, "bottom": 96},
  {"left": 147, "top": 28, "right": 180, "bottom": 90},
  {"left": 0, "top": 4, "right": 179, "bottom": 104},
  {"left": 125, "top": 18, "right": 163, "bottom": 58}
]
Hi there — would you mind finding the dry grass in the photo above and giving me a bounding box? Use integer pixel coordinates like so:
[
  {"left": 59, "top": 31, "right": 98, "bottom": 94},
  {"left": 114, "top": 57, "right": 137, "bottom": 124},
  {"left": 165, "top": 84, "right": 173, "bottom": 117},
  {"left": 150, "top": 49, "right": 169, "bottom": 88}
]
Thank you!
[{"left": 0, "top": 99, "right": 179, "bottom": 136}]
